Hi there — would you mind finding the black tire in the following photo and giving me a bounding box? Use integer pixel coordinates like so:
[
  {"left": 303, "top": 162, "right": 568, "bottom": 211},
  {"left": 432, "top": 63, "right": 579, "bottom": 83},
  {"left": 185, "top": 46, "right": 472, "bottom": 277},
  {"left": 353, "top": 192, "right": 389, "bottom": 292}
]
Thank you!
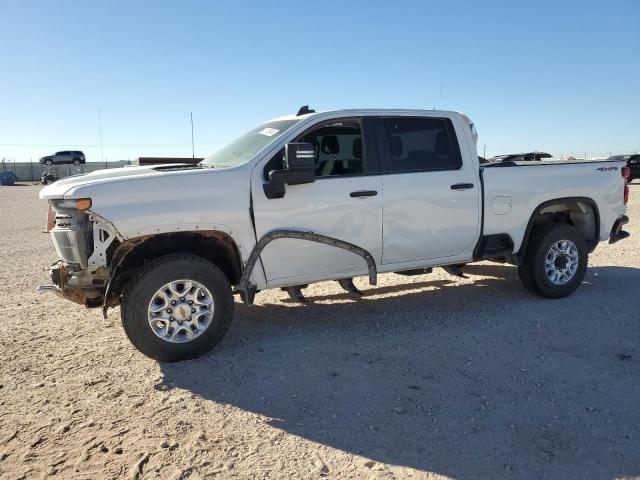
[
  {"left": 517, "top": 223, "right": 588, "bottom": 298},
  {"left": 517, "top": 261, "right": 540, "bottom": 294},
  {"left": 121, "top": 254, "right": 234, "bottom": 362}
]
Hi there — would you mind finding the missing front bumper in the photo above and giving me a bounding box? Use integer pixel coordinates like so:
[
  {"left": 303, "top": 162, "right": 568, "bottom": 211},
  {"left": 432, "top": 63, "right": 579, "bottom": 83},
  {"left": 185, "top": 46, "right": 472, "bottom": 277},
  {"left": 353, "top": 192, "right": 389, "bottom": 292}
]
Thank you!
[{"left": 36, "top": 262, "right": 104, "bottom": 307}]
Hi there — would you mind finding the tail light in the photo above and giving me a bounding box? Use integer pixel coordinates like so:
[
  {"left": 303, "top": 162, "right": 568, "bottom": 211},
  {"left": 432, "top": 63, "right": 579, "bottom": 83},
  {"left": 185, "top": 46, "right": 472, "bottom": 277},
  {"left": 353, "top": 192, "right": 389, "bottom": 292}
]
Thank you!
[{"left": 622, "top": 166, "right": 630, "bottom": 204}]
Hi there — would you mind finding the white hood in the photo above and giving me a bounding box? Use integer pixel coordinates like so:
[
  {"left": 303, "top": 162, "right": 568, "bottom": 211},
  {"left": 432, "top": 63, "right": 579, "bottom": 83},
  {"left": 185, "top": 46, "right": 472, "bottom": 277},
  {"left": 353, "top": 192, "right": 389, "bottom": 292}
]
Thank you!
[
  {"left": 36, "top": 161, "right": 253, "bottom": 244},
  {"left": 38, "top": 164, "right": 194, "bottom": 200}
]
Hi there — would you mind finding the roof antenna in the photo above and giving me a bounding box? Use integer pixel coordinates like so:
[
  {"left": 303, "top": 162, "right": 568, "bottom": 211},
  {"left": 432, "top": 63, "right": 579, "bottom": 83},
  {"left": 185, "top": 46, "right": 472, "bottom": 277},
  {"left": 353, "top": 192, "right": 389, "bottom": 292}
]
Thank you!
[{"left": 296, "top": 105, "right": 315, "bottom": 116}]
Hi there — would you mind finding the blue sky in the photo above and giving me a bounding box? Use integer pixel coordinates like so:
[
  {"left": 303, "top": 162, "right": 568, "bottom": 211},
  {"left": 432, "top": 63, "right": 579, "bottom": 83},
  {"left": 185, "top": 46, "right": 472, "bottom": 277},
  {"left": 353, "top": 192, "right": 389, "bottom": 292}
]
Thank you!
[{"left": 0, "top": 0, "right": 638, "bottom": 162}]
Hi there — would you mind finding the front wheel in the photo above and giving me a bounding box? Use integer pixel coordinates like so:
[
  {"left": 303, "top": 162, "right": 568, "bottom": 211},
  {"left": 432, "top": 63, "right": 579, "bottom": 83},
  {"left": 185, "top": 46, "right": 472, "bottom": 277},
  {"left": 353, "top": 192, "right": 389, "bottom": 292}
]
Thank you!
[
  {"left": 517, "top": 223, "right": 588, "bottom": 298},
  {"left": 121, "top": 254, "right": 234, "bottom": 361}
]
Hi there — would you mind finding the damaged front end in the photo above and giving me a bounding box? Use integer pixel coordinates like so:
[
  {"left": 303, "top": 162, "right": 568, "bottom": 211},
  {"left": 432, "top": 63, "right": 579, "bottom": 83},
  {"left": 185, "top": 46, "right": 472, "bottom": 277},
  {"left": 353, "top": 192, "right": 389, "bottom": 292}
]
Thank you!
[{"left": 38, "top": 199, "right": 120, "bottom": 308}]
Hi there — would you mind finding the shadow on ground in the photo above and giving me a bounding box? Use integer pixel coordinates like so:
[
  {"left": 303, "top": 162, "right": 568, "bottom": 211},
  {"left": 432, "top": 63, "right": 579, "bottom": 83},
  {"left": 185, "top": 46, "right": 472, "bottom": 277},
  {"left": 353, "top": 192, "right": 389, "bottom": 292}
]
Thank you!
[{"left": 159, "top": 263, "right": 640, "bottom": 479}]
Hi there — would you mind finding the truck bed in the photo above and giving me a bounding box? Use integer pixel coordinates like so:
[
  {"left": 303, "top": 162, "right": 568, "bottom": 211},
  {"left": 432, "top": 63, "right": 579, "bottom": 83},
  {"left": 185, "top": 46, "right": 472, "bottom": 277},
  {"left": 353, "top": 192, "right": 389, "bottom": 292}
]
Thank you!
[{"left": 481, "top": 159, "right": 627, "bottom": 252}]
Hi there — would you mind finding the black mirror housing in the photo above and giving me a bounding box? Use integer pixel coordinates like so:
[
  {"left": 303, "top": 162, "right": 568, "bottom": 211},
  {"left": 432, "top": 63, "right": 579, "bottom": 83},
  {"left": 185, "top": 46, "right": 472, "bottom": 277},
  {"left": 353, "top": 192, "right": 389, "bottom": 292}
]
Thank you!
[
  {"left": 264, "top": 142, "right": 316, "bottom": 199},
  {"left": 284, "top": 142, "right": 315, "bottom": 171},
  {"left": 270, "top": 142, "right": 315, "bottom": 186},
  {"left": 281, "top": 142, "right": 316, "bottom": 184}
]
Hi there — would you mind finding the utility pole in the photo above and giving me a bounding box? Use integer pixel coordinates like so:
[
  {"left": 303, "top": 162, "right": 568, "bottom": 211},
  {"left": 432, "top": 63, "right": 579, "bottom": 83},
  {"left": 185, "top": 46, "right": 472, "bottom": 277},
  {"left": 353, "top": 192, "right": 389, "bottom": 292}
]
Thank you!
[
  {"left": 190, "top": 112, "right": 195, "bottom": 162},
  {"left": 98, "top": 108, "right": 104, "bottom": 165},
  {"left": 483, "top": 145, "right": 487, "bottom": 158}
]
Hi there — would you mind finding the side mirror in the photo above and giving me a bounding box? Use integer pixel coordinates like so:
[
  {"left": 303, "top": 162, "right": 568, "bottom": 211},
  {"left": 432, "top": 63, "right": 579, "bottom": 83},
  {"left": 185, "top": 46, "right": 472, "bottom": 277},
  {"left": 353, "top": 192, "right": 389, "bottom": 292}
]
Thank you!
[
  {"left": 269, "top": 142, "right": 316, "bottom": 185},
  {"left": 264, "top": 143, "right": 316, "bottom": 199}
]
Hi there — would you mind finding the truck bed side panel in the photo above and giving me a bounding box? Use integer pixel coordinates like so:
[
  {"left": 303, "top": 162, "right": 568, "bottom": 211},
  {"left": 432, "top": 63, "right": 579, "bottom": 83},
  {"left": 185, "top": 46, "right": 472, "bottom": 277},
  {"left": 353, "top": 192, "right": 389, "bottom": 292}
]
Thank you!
[{"left": 482, "top": 161, "right": 627, "bottom": 252}]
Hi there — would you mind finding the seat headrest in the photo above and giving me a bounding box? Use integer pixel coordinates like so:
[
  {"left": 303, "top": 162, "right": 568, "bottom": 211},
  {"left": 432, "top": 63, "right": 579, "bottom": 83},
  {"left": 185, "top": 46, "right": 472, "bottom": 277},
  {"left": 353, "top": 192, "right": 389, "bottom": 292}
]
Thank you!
[
  {"left": 352, "top": 138, "right": 362, "bottom": 159},
  {"left": 321, "top": 136, "right": 340, "bottom": 155},
  {"left": 390, "top": 136, "right": 403, "bottom": 157}
]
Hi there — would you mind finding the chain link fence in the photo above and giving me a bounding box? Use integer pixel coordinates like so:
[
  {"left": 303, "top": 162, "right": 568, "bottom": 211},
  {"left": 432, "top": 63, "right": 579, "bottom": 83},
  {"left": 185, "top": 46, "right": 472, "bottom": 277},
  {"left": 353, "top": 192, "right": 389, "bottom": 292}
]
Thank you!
[{"left": 0, "top": 159, "right": 131, "bottom": 182}]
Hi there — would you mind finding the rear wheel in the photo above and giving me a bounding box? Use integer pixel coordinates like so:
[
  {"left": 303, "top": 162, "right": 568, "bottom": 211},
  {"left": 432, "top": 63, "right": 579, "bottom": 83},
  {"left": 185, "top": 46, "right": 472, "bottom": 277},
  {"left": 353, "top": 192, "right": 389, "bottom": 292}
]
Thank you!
[
  {"left": 45, "top": 159, "right": 53, "bottom": 166},
  {"left": 72, "top": 158, "right": 81, "bottom": 165},
  {"left": 517, "top": 223, "right": 588, "bottom": 298},
  {"left": 121, "top": 254, "right": 234, "bottom": 362}
]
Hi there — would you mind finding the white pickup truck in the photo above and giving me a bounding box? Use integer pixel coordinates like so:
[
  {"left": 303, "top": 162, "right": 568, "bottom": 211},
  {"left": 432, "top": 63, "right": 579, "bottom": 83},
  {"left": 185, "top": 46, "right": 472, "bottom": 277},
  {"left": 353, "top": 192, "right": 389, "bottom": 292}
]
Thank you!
[{"left": 39, "top": 107, "right": 631, "bottom": 361}]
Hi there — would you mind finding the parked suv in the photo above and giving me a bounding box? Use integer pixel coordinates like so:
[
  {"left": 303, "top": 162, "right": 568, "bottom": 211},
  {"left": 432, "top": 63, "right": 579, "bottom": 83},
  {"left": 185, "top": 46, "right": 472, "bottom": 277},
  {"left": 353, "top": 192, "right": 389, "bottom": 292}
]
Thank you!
[{"left": 40, "top": 151, "right": 86, "bottom": 165}]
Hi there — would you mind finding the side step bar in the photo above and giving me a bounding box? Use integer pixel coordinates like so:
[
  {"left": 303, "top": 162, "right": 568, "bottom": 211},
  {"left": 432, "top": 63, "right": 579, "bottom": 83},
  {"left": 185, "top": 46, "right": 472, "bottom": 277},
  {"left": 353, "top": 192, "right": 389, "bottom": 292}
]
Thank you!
[{"left": 237, "top": 230, "right": 378, "bottom": 305}]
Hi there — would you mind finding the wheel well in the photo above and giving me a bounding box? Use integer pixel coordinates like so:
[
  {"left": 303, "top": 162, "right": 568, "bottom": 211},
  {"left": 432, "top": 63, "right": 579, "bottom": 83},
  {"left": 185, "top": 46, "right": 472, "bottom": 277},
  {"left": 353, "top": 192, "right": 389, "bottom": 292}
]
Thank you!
[
  {"left": 106, "top": 231, "right": 242, "bottom": 306},
  {"left": 517, "top": 198, "right": 599, "bottom": 261}
]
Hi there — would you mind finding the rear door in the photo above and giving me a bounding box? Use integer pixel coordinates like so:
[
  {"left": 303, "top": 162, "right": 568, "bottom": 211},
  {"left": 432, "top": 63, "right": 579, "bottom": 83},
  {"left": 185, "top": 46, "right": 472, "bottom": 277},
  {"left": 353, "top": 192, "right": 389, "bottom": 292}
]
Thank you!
[
  {"left": 376, "top": 115, "right": 481, "bottom": 264},
  {"left": 251, "top": 117, "right": 383, "bottom": 286},
  {"left": 56, "top": 151, "right": 71, "bottom": 164}
]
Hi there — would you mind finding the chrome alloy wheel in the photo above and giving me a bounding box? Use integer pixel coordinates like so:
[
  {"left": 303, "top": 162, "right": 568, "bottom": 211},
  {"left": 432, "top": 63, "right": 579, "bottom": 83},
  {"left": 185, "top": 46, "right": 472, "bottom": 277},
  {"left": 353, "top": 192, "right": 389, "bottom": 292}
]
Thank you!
[
  {"left": 147, "top": 279, "right": 214, "bottom": 343},
  {"left": 544, "top": 240, "right": 579, "bottom": 285}
]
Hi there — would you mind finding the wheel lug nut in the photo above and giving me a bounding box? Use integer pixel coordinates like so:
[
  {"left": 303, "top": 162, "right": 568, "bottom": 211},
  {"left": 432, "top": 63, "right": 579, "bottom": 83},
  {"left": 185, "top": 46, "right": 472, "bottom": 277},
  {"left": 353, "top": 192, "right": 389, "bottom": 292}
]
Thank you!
[
  {"left": 171, "top": 300, "right": 176, "bottom": 306},
  {"left": 188, "top": 300, "right": 193, "bottom": 305},
  {"left": 170, "top": 317, "right": 175, "bottom": 321},
  {"left": 167, "top": 308, "right": 172, "bottom": 313},
  {"left": 180, "top": 297, "right": 185, "bottom": 302},
  {"left": 191, "top": 308, "right": 196, "bottom": 313}
]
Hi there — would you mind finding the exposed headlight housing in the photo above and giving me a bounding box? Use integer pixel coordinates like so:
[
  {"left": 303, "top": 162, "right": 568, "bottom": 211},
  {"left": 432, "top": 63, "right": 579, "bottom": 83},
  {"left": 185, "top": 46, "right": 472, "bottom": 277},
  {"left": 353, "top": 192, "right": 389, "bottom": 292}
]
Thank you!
[
  {"left": 48, "top": 198, "right": 92, "bottom": 268},
  {"left": 52, "top": 226, "right": 87, "bottom": 266}
]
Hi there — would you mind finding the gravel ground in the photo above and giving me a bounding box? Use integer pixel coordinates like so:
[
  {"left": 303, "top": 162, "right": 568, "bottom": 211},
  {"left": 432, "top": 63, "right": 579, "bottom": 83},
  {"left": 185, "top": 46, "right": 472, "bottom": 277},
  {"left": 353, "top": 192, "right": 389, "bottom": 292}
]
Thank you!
[{"left": 0, "top": 184, "right": 639, "bottom": 480}]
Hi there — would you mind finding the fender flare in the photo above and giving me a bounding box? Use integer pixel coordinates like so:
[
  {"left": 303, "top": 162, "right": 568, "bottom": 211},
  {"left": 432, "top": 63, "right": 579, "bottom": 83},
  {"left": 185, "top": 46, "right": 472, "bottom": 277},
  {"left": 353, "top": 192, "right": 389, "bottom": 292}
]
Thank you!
[
  {"left": 515, "top": 196, "right": 600, "bottom": 263},
  {"left": 237, "top": 229, "right": 378, "bottom": 305}
]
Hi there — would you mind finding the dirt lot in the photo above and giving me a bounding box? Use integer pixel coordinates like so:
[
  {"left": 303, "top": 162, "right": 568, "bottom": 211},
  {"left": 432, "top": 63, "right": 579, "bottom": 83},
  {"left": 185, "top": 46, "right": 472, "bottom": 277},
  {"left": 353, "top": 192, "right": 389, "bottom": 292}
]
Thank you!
[{"left": 0, "top": 184, "right": 638, "bottom": 480}]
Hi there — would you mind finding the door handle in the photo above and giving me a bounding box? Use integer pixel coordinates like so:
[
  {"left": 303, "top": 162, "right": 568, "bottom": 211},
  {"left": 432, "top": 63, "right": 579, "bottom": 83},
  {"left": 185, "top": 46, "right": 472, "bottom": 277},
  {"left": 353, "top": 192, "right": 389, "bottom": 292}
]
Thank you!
[
  {"left": 350, "top": 190, "right": 378, "bottom": 198},
  {"left": 450, "top": 183, "right": 474, "bottom": 190}
]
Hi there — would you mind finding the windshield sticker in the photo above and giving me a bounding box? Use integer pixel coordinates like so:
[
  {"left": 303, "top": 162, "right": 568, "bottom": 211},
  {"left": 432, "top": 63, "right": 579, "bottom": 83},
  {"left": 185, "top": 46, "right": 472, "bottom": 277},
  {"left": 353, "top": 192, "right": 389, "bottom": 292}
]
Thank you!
[{"left": 258, "top": 127, "right": 279, "bottom": 137}]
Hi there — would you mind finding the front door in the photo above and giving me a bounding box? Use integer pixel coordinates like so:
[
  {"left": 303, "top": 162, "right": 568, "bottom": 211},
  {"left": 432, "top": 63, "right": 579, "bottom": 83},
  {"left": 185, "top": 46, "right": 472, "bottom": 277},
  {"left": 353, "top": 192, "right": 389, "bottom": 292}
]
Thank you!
[
  {"left": 251, "top": 117, "right": 383, "bottom": 286},
  {"left": 377, "top": 116, "right": 481, "bottom": 265}
]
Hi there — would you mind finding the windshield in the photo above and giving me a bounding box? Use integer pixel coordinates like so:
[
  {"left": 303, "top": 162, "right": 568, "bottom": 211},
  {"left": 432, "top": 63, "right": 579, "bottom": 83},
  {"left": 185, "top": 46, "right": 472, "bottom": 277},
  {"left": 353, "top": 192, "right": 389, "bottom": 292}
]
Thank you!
[{"left": 201, "top": 119, "right": 301, "bottom": 168}]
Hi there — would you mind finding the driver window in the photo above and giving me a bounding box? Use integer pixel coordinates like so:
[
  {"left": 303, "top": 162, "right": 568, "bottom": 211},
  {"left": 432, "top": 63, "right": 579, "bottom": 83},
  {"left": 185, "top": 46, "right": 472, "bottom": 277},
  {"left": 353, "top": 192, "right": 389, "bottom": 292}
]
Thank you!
[{"left": 263, "top": 119, "right": 364, "bottom": 179}]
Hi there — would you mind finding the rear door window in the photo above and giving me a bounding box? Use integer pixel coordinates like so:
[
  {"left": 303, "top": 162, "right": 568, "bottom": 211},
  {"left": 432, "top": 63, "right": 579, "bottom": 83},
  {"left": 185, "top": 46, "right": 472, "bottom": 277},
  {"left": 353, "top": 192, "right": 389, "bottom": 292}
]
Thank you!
[{"left": 380, "top": 117, "right": 461, "bottom": 173}]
